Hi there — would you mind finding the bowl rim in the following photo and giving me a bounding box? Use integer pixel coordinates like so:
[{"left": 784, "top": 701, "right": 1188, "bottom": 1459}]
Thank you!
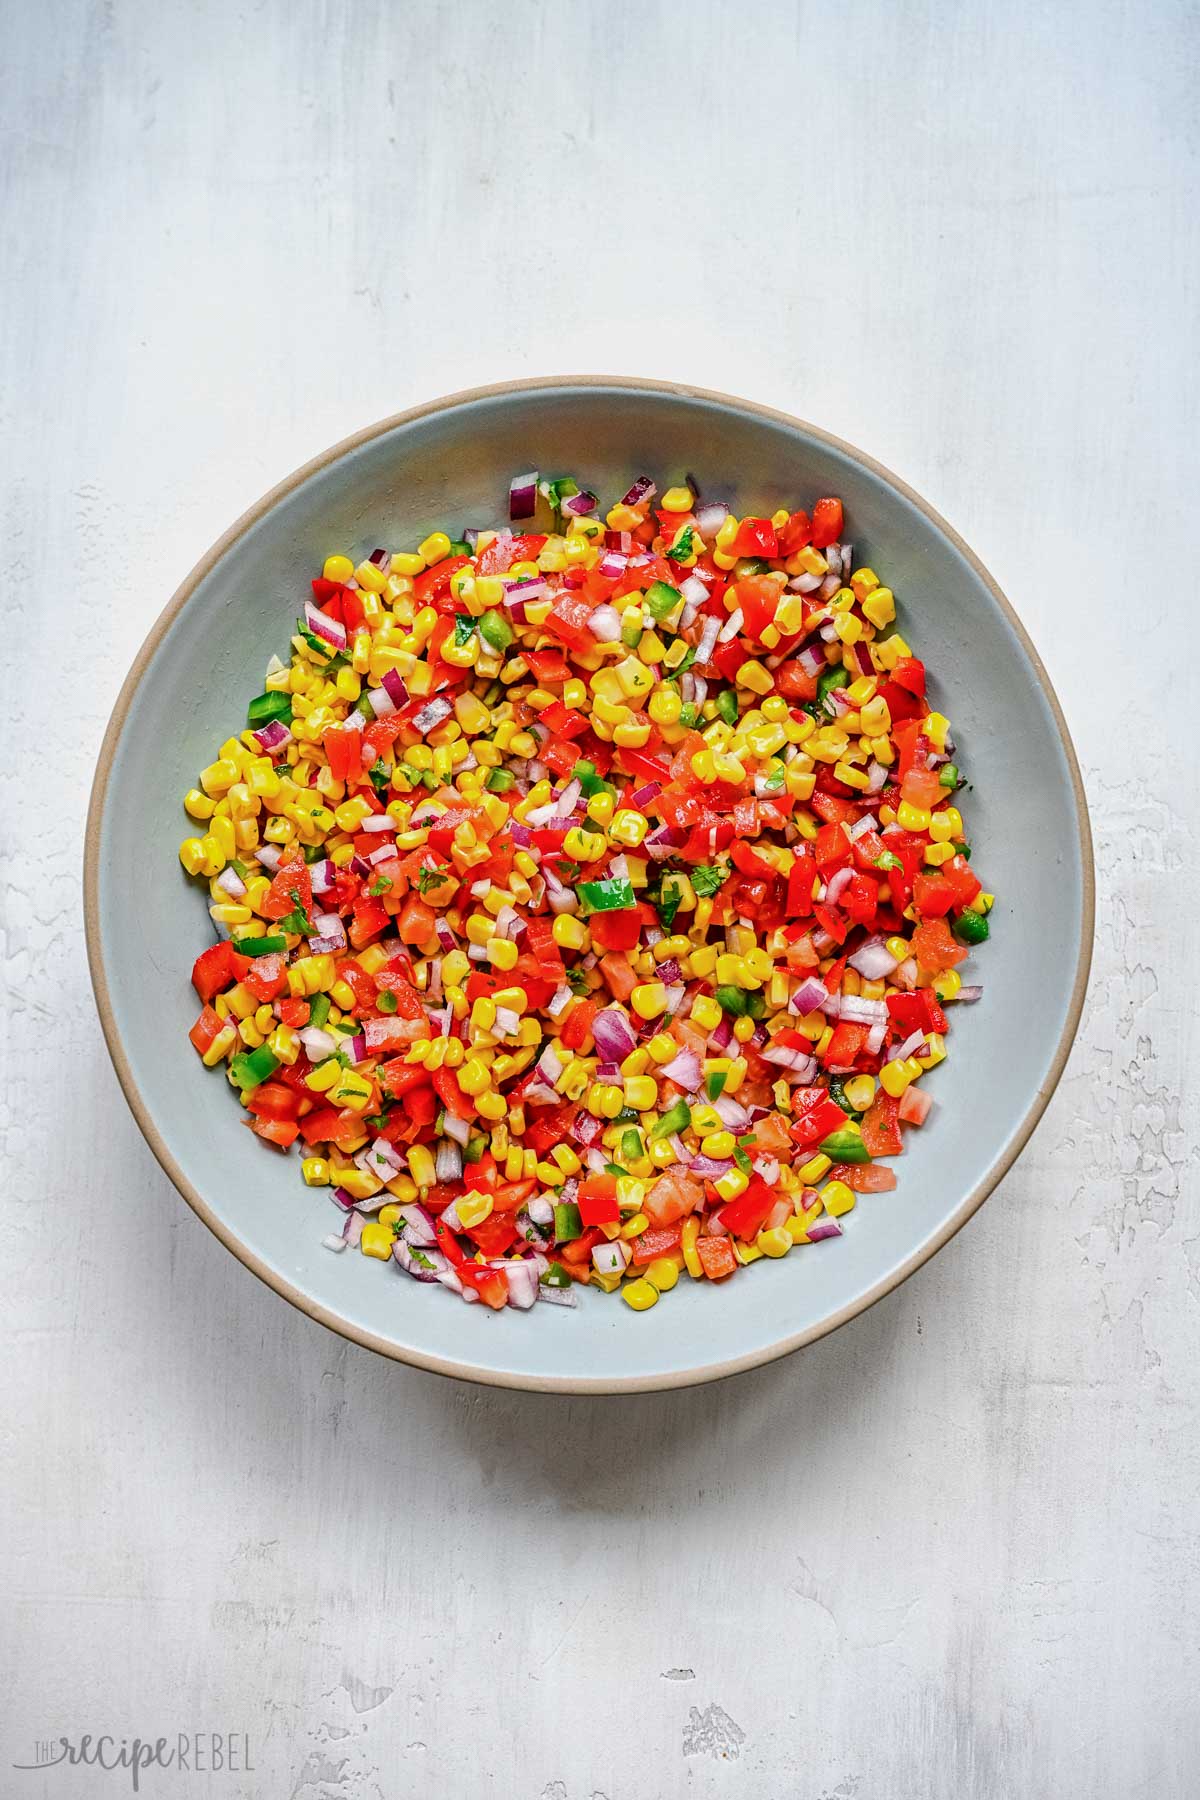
[{"left": 84, "top": 374, "right": 1095, "bottom": 1394}]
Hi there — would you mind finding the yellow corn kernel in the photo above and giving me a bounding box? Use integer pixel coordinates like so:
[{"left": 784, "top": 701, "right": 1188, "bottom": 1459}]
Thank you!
[
  {"left": 359, "top": 1222, "right": 394, "bottom": 1260},
  {"left": 457, "top": 1191, "right": 493, "bottom": 1230},
  {"left": 931, "top": 970, "right": 962, "bottom": 1006},
  {"left": 917, "top": 1034, "right": 946, "bottom": 1069},
  {"left": 178, "top": 837, "right": 208, "bottom": 876},
  {"left": 735, "top": 659, "right": 774, "bottom": 696},
  {"left": 897, "top": 801, "right": 931, "bottom": 833},
  {"left": 621, "top": 1277, "right": 659, "bottom": 1311},
  {"left": 485, "top": 937, "right": 519, "bottom": 973},
  {"left": 879, "top": 1056, "right": 923, "bottom": 1097},
  {"left": 924, "top": 841, "right": 954, "bottom": 866},
  {"left": 183, "top": 788, "right": 217, "bottom": 821},
  {"left": 549, "top": 1142, "right": 581, "bottom": 1177},
  {"left": 844, "top": 1074, "right": 877, "bottom": 1111},
  {"left": 331, "top": 1068, "right": 373, "bottom": 1112},
  {"left": 562, "top": 826, "right": 606, "bottom": 862},
  {"left": 551, "top": 914, "right": 588, "bottom": 952},
  {"left": 200, "top": 1022, "right": 237, "bottom": 1067},
  {"left": 797, "top": 1153, "right": 832, "bottom": 1185},
  {"left": 456, "top": 1057, "right": 491, "bottom": 1097},
  {"left": 713, "top": 1167, "right": 749, "bottom": 1202},
  {"left": 698, "top": 1132, "right": 735, "bottom": 1163},
  {"left": 609, "top": 808, "right": 647, "bottom": 848},
  {"left": 756, "top": 1227, "right": 792, "bottom": 1259},
  {"left": 301, "top": 1157, "right": 330, "bottom": 1187},
  {"left": 322, "top": 553, "right": 354, "bottom": 583},
  {"left": 471, "top": 1089, "right": 503, "bottom": 1120},
  {"left": 407, "top": 1145, "right": 436, "bottom": 1188},
  {"left": 630, "top": 981, "right": 668, "bottom": 1020},
  {"left": 681, "top": 1216, "right": 703, "bottom": 1278},
  {"left": 623, "top": 1075, "right": 659, "bottom": 1111},
  {"left": 821, "top": 1180, "right": 856, "bottom": 1218},
  {"left": 862, "top": 587, "right": 896, "bottom": 629},
  {"left": 585, "top": 789, "right": 615, "bottom": 827}
]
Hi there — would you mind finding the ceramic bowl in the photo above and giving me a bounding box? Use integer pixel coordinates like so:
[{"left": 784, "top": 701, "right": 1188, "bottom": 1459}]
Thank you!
[{"left": 85, "top": 378, "right": 1093, "bottom": 1392}]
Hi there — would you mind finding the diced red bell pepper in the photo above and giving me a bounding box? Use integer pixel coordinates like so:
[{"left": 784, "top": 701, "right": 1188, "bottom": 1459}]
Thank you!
[
  {"left": 815, "top": 822, "right": 852, "bottom": 873},
  {"left": 560, "top": 997, "right": 599, "bottom": 1052},
  {"left": 913, "top": 872, "right": 957, "bottom": 917},
  {"left": 188, "top": 1004, "right": 223, "bottom": 1055},
  {"left": 432, "top": 1066, "right": 476, "bottom": 1120},
  {"left": 245, "top": 1080, "right": 302, "bottom": 1122},
  {"left": 587, "top": 908, "right": 641, "bottom": 953},
  {"left": 786, "top": 848, "right": 816, "bottom": 918},
  {"left": 891, "top": 656, "right": 926, "bottom": 697},
  {"left": 477, "top": 533, "right": 547, "bottom": 575},
  {"left": 191, "top": 940, "right": 251, "bottom": 1003},
  {"left": 732, "top": 517, "right": 779, "bottom": 559},
  {"left": 462, "top": 1213, "right": 518, "bottom": 1257},
  {"left": 250, "top": 1116, "right": 299, "bottom": 1148},
  {"left": 885, "top": 990, "right": 948, "bottom": 1036},
  {"left": 545, "top": 591, "right": 596, "bottom": 648},
  {"left": 777, "top": 509, "right": 813, "bottom": 554},
  {"left": 823, "top": 1021, "right": 869, "bottom": 1067},
  {"left": 942, "top": 854, "right": 982, "bottom": 908},
  {"left": 323, "top": 724, "right": 364, "bottom": 783},
  {"left": 525, "top": 649, "right": 572, "bottom": 684},
  {"left": 716, "top": 1176, "right": 776, "bottom": 1240},
  {"left": 790, "top": 1088, "right": 850, "bottom": 1149}
]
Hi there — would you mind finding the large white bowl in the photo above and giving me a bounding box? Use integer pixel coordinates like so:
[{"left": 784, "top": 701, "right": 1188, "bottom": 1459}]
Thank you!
[{"left": 85, "top": 378, "right": 1093, "bottom": 1391}]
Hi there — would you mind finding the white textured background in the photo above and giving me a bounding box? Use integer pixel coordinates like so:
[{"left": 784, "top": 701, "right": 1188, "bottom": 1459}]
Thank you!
[{"left": 2, "top": 2, "right": 1197, "bottom": 1796}]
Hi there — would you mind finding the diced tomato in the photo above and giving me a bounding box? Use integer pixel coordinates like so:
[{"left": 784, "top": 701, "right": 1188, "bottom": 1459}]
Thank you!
[
  {"left": 860, "top": 1092, "right": 904, "bottom": 1157},
  {"left": 696, "top": 1234, "right": 738, "bottom": 1280},
  {"left": 732, "top": 572, "right": 781, "bottom": 638},
  {"left": 775, "top": 661, "right": 819, "bottom": 703},
  {"left": 456, "top": 1264, "right": 509, "bottom": 1309},
  {"left": 732, "top": 517, "right": 779, "bottom": 559},
  {"left": 886, "top": 990, "right": 947, "bottom": 1036},
  {"left": 587, "top": 907, "right": 640, "bottom": 953},
  {"left": 810, "top": 497, "right": 843, "bottom": 548},
  {"left": 910, "top": 917, "right": 968, "bottom": 976},
  {"left": 191, "top": 940, "right": 251, "bottom": 1004},
  {"left": 560, "top": 998, "right": 599, "bottom": 1052},
  {"left": 250, "top": 1116, "right": 299, "bottom": 1148},
  {"left": 942, "top": 854, "right": 982, "bottom": 908},
  {"left": 413, "top": 554, "right": 469, "bottom": 605},
  {"left": 523, "top": 1102, "right": 580, "bottom": 1155},
  {"left": 777, "top": 509, "right": 813, "bottom": 555},
  {"left": 644, "top": 1171, "right": 704, "bottom": 1227},
  {"left": 397, "top": 894, "right": 438, "bottom": 946},
  {"left": 631, "top": 1224, "right": 683, "bottom": 1266},
  {"left": 323, "top": 724, "right": 364, "bottom": 783},
  {"left": 545, "top": 591, "right": 596, "bottom": 648},
  {"left": 525, "top": 649, "right": 571, "bottom": 684},
  {"left": 826, "top": 1162, "right": 898, "bottom": 1192},
  {"left": 261, "top": 861, "right": 311, "bottom": 921},
  {"left": 899, "top": 1086, "right": 934, "bottom": 1126},
  {"left": 276, "top": 996, "right": 311, "bottom": 1028},
  {"left": 477, "top": 533, "right": 547, "bottom": 575},
  {"left": 577, "top": 1176, "right": 620, "bottom": 1227},
  {"left": 245, "top": 1081, "right": 302, "bottom": 1122},
  {"left": 598, "top": 952, "right": 638, "bottom": 1002}
]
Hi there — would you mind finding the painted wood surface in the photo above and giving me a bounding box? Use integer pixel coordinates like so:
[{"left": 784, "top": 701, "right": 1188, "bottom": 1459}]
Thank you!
[{"left": 2, "top": 1, "right": 1196, "bottom": 1794}]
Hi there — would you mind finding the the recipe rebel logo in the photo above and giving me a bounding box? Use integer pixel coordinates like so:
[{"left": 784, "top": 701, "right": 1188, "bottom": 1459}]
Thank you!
[{"left": 12, "top": 1732, "right": 255, "bottom": 1790}]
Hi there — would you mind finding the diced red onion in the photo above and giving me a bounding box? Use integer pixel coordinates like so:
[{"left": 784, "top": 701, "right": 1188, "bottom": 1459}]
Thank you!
[
  {"left": 331, "top": 1185, "right": 358, "bottom": 1212},
  {"left": 597, "top": 549, "right": 628, "bottom": 577},
  {"left": 252, "top": 719, "right": 292, "bottom": 752},
  {"left": 955, "top": 984, "right": 984, "bottom": 1002},
  {"left": 366, "top": 686, "right": 396, "bottom": 718},
  {"left": 848, "top": 937, "right": 899, "bottom": 980},
  {"left": 215, "top": 865, "right": 247, "bottom": 900},
  {"left": 696, "top": 616, "right": 721, "bottom": 664},
  {"left": 322, "top": 1232, "right": 347, "bottom": 1253},
  {"left": 587, "top": 604, "right": 621, "bottom": 643},
  {"left": 825, "top": 867, "right": 854, "bottom": 905},
  {"left": 592, "top": 1007, "right": 637, "bottom": 1061},
  {"left": 561, "top": 490, "right": 597, "bottom": 517},
  {"left": 630, "top": 781, "right": 662, "bottom": 809},
  {"left": 694, "top": 501, "right": 728, "bottom": 538},
  {"left": 789, "top": 571, "right": 824, "bottom": 595},
  {"left": 664, "top": 984, "right": 685, "bottom": 1014},
  {"left": 359, "top": 812, "right": 395, "bottom": 833},
  {"left": 509, "top": 472, "right": 538, "bottom": 520},
  {"left": 538, "top": 1280, "right": 577, "bottom": 1308},
  {"left": 304, "top": 601, "right": 347, "bottom": 649},
  {"left": 592, "top": 1240, "right": 631, "bottom": 1276},
  {"left": 435, "top": 1141, "right": 463, "bottom": 1183},
  {"left": 502, "top": 578, "right": 547, "bottom": 606},
  {"left": 710, "top": 1014, "right": 733, "bottom": 1051},
  {"left": 655, "top": 1051, "right": 699, "bottom": 1096},
  {"left": 621, "top": 475, "right": 656, "bottom": 507},
  {"left": 412, "top": 697, "right": 452, "bottom": 734},
  {"left": 381, "top": 668, "right": 408, "bottom": 707},
  {"left": 308, "top": 934, "right": 344, "bottom": 957},
  {"left": 679, "top": 574, "right": 709, "bottom": 608},
  {"left": 866, "top": 1021, "right": 887, "bottom": 1057},
  {"left": 690, "top": 1154, "right": 734, "bottom": 1179},
  {"left": 503, "top": 1260, "right": 541, "bottom": 1310},
  {"left": 256, "top": 843, "right": 283, "bottom": 873},
  {"left": 717, "top": 608, "right": 744, "bottom": 644},
  {"left": 804, "top": 1218, "right": 842, "bottom": 1243},
  {"left": 299, "top": 1026, "right": 337, "bottom": 1062},
  {"left": 797, "top": 642, "right": 826, "bottom": 676},
  {"left": 840, "top": 995, "right": 888, "bottom": 1025},
  {"left": 895, "top": 1028, "right": 927, "bottom": 1061},
  {"left": 396, "top": 1202, "right": 437, "bottom": 1245}
]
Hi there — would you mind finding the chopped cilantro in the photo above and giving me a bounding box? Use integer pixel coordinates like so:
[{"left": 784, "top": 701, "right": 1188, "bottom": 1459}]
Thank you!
[
  {"left": 416, "top": 862, "right": 451, "bottom": 895},
  {"left": 690, "top": 863, "right": 729, "bottom": 897}
]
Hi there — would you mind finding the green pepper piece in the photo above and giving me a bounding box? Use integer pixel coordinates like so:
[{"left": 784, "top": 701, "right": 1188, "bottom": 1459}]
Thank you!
[
  {"left": 825, "top": 1075, "right": 858, "bottom": 1117},
  {"left": 477, "top": 610, "right": 513, "bottom": 652},
  {"left": 620, "top": 618, "right": 643, "bottom": 649},
  {"left": 485, "top": 768, "right": 515, "bottom": 792},
  {"left": 572, "top": 759, "right": 605, "bottom": 797},
  {"left": 735, "top": 556, "right": 771, "bottom": 576},
  {"left": 644, "top": 580, "right": 681, "bottom": 623},
  {"left": 229, "top": 1044, "right": 280, "bottom": 1092},
  {"left": 376, "top": 990, "right": 398, "bottom": 1014},
  {"left": 954, "top": 909, "right": 989, "bottom": 945},
  {"left": 233, "top": 934, "right": 288, "bottom": 956},
  {"left": 715, "top": 688, "right": 739, "bottom": 727},
  {"left": 246, "top": 690, "right": 293, "bottom": 729},
  {"left": 448, "top": 539, "right": 472, "bottom": 556},
  {"left": 818, "top": 1131, "right": 871, "bottom": 1162},
  {"left": 308, "top": 993, "right": 331, "bottom": 1031},
  {"left": 620, "top": 1127, "right": 644, "bottom": 1162},
  {"left": 650, "top": 1097, "right": 692, "bottom": 1141},
  {"left": 939, "top": 762, "right": 960, "bottom": 789},
  {"left": 540, "top": 1261, "right": 573, "bottom": 1288},
  {"left": 705, "top": 1069, "right": 727, "bottom": 1101},
  {"left": 678, "top": 702, "right": 700, "bottom": 728},
  {"left": 715, "top": 985, "right": 748, "bottom": 1017},
  {"left": 463, "top": 1135, "right": 487, "bottom": 1164},
  {"left": 553, "top": 1200, "right": 583, "bottom": 1242},
  {"left": 817, "top": 666, "right": 850, "bottom": 713},
  {"left": 578, "top": 876, "right": 636, "bottom": 914}
]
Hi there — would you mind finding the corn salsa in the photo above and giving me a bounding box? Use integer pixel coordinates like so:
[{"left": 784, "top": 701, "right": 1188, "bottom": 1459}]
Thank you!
[{"left": 180, "top": 473, "right": 991, "bottom": 1313}]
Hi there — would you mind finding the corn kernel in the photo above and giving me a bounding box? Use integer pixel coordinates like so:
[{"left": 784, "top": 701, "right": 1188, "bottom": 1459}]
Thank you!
[
  {"left": 630, "top": 981, "right": 668, "bottom": 1020},
  {"left": 621, "top": 1277, "right": 659, "bottom": 1311},
  {"left": 360, "top": 1222, "right": 393, "bottom": 1260},
  {"left": 756, "top": 1227, "right": 792, "bottom": 1259},
  {"left": 821, "top": 1180, "right": 856, "bottom": 1218}
]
